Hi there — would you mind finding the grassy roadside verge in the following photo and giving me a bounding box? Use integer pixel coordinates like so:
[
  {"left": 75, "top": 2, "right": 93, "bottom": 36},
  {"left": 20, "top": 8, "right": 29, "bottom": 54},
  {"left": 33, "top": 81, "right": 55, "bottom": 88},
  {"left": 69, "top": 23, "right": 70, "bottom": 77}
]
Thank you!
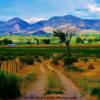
[{"left": 45, "top": 71, "right": 64, "bottom": 95}]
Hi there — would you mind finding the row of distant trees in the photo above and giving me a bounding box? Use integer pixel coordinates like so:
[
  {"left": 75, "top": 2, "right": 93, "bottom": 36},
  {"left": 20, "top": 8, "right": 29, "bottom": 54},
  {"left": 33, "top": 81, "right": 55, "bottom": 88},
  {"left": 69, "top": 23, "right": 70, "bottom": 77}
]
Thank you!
[
  {"left": 0, "top": 39, "right": 13, "bottom": 44},
  {"left": 0, "top": 38, "right": 51, "bottom": 45},
  {"left": 0, "top": 37, "right": 99, "bottom": 45},
  {"left": 27, "top": 36, "right": 100, "bottom": 44},
  {"left": 76, "top": 37, "right": 100, "bottom": 44}
]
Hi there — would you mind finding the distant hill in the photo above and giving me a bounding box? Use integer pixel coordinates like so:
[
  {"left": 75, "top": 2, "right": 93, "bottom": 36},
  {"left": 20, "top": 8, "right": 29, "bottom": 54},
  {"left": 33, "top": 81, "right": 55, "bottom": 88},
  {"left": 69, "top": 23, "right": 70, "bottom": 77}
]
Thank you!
[
  {"left": 7, "top": 17, "right": 30, "bottom": 33},
  {"left": 31, "top": 30, "right": 51, "bottom": 36},
  {"left": 31, "top": 15, "right": 100, "bottom": 31},
  {"left": 0, "top": 15, "right": 100, "bottom": 35}
]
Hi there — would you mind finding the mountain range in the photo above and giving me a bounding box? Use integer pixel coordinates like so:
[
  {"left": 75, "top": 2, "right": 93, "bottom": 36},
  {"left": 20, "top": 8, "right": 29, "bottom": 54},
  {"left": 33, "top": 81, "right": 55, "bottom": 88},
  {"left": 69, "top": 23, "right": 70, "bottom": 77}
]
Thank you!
[{"left": 0, "top": 15, "right": 100, "bottom": 35}]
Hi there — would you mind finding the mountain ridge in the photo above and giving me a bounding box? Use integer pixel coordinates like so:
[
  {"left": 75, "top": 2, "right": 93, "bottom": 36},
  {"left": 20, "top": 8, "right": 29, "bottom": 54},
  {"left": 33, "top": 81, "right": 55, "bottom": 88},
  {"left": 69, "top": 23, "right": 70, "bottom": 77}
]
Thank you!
[{"left": 0, "top": 15, "right": 100, "bottom": 34}]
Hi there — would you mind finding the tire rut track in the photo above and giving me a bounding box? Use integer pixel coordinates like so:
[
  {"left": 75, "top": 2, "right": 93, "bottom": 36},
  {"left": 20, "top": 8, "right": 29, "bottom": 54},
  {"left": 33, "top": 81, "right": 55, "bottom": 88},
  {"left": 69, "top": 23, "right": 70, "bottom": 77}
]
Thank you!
[
  {"left": 46, "top": 61, "right": 82, "bottom": 100},
  {"left": 24, "top": 63, "right": 48, "bottom": 99}
]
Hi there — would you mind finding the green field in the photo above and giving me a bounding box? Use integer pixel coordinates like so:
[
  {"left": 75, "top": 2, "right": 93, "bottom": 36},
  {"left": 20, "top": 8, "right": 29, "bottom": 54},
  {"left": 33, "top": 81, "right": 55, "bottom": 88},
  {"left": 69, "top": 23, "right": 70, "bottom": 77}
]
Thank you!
[
  {"left": 0, "top": 33, "right": 100, "bottom": 46},
  {"left": 0, "top": 46, "right": 100, "bottom": 57}
]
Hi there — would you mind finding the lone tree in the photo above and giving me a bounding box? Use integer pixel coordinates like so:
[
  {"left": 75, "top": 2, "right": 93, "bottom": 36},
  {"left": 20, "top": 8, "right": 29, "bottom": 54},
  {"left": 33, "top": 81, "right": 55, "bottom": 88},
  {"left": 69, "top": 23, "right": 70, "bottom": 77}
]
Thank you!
[
  {"left": 53, "top": 25, "right": 79, "bottom": 56},
  {"left": 34, "top": 38, "right": 40, "bottom": 44}
]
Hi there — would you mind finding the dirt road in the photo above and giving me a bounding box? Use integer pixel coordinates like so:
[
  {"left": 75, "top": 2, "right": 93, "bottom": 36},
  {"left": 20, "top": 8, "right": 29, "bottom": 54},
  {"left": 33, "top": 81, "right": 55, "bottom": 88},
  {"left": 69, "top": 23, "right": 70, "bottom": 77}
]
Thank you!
[
  {"left": 24, "top": 63, "right": 48, "bottom": 99},
  {"left": 23, "top": 60, "right": 83, "bottom": 100},
  {"left": 46, "top": 62, "right": 82, "bottom": 100}
]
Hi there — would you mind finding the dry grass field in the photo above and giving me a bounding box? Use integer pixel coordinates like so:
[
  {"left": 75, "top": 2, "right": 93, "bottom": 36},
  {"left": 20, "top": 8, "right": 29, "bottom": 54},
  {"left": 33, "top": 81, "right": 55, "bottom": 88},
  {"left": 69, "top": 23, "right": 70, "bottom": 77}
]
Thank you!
[{"left": 0, "top": 46, "right": 99, "bottom": 100}]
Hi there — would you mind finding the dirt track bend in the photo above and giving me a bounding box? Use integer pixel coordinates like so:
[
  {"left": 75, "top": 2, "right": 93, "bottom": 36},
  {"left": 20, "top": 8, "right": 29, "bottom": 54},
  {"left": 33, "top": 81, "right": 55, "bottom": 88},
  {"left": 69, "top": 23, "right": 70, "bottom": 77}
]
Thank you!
[
  {"left": 23, "top": 60, "right": 83, "bottom": 100},
  {"left": 24, "top": 63, "right": 48, "bottom": 98},
  {"left": 46, "top": 61, "right": 82, "bottom": 100}
]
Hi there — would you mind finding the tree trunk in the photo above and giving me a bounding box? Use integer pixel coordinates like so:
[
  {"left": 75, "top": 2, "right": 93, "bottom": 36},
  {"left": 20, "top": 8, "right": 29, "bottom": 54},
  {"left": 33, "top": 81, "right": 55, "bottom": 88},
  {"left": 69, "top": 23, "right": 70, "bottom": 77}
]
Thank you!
[
  {"left": 66, "top": 41, "right": 71, "bottom": 57},
  {"left": 0, "top": 61, "right": 1, "bottom": 69}
]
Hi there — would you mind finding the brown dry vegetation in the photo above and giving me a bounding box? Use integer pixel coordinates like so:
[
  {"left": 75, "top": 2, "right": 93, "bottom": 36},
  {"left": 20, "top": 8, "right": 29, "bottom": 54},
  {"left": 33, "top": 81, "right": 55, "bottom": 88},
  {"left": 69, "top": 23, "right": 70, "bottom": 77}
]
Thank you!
[
  {"left": 0, "top": 47, "right": 100, "bottom": 100},
  {"left": 64, "top": 59, "right": 100, "bottom": 100}
]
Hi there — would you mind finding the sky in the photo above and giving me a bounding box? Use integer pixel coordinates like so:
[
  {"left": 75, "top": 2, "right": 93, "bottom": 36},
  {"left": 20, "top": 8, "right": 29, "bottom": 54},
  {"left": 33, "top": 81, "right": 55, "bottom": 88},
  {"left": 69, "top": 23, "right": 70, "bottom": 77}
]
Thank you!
[{"left": 0, "top": 0, "right": 100, "bottom": 23}]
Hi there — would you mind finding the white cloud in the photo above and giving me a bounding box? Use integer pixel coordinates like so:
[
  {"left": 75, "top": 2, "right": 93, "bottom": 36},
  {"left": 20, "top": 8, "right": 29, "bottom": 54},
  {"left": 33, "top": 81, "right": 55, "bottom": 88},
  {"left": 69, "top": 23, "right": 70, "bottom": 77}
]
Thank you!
[
  {"left": 24, "top": 17, "right": 47, "bottom": 23},
  {"left": 88, "top": 4, "right": 100, "bottom": 13},
  {"left": 76, "top": 11, "right": 89, "bottom": 17}
]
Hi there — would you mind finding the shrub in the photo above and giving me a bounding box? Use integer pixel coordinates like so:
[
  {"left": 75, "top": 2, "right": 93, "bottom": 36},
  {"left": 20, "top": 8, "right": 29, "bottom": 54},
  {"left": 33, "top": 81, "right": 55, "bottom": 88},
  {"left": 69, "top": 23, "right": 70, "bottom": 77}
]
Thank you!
[
  {"left": 70, "top": 77, "right": 91, "bottom": 92},
  {"left": 88, "top": 64, "right": 94, "bottom": 70},
  {"left": 45, "top": 90, "right": 64, "bottom": 95},
  {"left": 0, "top": 39, "right": 13, "bottom": 45},
  {"left": 0, "top": 56, "right": 8, "bottom": 61},
  {"left": 91, "top": 88, "right": 100, "bottom": 99},
  {"left": 36, "top": 57, "right": 42, "bottom": 63},
  {"left": 24, "top": 73, "right": 36, "bottom": 82},
  {"left": 66, "top": 65, "right": 85, "bottom": 72},
  {"left": 81, "top": 57, "right": 88, "bottom": 62},
  {"left": 54, "top": 54, "right": 64, "bottom": 60},
  {"left": 88, "top": 39, "right": 93, "bottom": 44},
  {"left": 52, "top": 58, "right": 60, "bottom": 65},
  {"left": 42, "top": 39, "right": 50, "bottom": 44},
  {"left": 42, "top": 55, "right": 50, "bottom": 59},
  {"left": 95, "top": 54, "right": 100, "bottom": 58},
  {"left": 76, "top": 37, "right": 84, "bottom": 44},
  {"left": 0, "top": 71, "right": 20, "bottom": 99},
  {"left": 64, "top": 56, "right": 78, "bottom": 65},
  {"left": 20, "top": 56, "right": 34, "bottom": 65}
]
